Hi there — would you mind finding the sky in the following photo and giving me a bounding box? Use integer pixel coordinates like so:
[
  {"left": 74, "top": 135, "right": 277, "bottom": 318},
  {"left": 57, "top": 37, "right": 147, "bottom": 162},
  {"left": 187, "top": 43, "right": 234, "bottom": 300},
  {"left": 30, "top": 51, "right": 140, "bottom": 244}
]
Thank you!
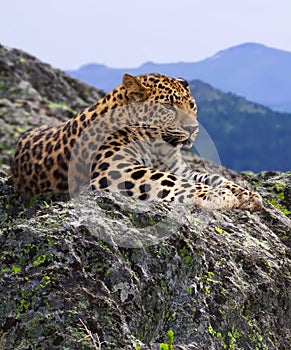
[{"left": 1, "top": 0, "right": 291, "bottom": 70}]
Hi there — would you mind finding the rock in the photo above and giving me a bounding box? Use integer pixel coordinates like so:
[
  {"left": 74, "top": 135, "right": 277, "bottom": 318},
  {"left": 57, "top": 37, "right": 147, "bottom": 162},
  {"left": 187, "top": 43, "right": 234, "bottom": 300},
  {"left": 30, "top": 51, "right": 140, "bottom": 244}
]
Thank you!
[
  {"left": 0, "top": 43, "right": 104, "bottom": 166},
  {"left": 0, "top": 161, "right": 290, "bottom": 349},
  {"left": 0, "top": 43, "right": 290, "bottom": 349}
]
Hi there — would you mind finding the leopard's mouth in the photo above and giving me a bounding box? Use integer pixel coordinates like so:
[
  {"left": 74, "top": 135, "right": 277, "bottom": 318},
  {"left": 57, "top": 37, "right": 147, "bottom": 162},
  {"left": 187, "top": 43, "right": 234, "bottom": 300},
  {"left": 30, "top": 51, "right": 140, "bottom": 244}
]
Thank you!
[
  {"left": 161, "top": 124, "right": 198, "bottom": 148},
  {"left": 162, "top": 133, "right": 194, "bottom": 148},
  {"left": 182, "top": 137, "right": 194, "bottom": 148}
]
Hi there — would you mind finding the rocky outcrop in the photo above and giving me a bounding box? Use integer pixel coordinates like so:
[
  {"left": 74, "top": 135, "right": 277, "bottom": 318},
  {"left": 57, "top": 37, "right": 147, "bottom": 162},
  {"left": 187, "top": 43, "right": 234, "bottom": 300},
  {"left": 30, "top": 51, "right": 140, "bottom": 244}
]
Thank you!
[
  {"left": 0, "top": 44, "right": 290, "bottom": 349},
  {"left": 0, "top": 43, "right": 104, "bottom": 167},
  {"left": 0, "top": 163, "right": 290, "bottom": 349}
]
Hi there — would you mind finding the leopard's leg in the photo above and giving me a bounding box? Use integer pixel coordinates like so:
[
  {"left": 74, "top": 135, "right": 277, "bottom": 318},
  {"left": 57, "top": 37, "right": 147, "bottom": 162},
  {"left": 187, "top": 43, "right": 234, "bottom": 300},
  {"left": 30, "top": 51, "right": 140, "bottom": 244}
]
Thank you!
[
  {"left": 90, "top": 162, "right": 239, "bottom": 211},
  {"left": 153, "top": 147, "right": 262, "bottom": 212},
  {"left": 179, "top": 170, "right": 263, "bottom": 212},
  {"left": 157, "top": 146, "right": 262, "bottom": 212}
]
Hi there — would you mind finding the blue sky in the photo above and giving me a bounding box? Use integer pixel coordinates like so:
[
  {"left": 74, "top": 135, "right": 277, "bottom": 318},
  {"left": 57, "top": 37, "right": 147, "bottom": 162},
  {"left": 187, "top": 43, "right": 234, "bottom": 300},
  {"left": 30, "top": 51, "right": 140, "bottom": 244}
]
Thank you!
[{"left": 1, "top": 0, "right": 291, "bottom": 69}]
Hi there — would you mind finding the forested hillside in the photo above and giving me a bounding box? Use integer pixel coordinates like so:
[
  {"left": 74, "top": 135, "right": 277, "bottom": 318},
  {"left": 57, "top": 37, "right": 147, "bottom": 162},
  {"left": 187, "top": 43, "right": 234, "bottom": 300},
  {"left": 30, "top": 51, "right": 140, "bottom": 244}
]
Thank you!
[{"left": 190, "top": 80, "right": 291, "bottom": 172}]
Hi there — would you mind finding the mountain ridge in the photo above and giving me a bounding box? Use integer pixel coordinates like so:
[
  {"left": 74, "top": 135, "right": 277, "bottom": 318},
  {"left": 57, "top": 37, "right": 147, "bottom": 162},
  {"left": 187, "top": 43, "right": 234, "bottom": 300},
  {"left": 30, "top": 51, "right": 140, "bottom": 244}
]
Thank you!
[{"left": 67, "top": 42, "right": 291, "bottom": 112}]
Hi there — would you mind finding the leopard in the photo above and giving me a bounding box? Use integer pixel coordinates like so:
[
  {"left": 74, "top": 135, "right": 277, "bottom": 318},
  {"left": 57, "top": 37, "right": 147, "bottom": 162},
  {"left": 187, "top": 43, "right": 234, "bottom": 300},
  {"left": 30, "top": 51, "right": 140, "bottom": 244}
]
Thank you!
[{"left": 12, "top": 73, "right": 263, "bottom": 211}]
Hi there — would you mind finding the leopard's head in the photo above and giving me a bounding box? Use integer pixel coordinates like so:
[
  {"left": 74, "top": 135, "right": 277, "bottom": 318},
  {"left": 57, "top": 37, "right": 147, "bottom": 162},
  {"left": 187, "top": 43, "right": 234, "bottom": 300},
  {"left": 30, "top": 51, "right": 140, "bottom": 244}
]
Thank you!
[{"left": 122, "top": 73, "right": 199, "bottom": 148}]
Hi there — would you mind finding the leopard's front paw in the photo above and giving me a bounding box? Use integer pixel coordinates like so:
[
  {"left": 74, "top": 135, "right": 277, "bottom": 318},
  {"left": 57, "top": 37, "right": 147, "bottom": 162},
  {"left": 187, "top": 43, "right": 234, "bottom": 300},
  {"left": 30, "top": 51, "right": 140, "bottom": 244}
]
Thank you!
[
  {"left": 238, "top": 191, "right": 263, "bottom": 212},
  {"left": 193, "top": 187, "right": 240, "bottom": 211},
  {"left": 221, "top": 182, "right": 263, "bottom": 212}
]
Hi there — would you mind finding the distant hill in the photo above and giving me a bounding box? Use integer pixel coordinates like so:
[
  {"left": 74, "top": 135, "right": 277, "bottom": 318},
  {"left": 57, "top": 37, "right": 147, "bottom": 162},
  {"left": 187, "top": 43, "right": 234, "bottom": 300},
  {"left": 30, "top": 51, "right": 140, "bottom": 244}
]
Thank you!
[
  {"left": 67, "top": 43, "right": 291, "bottom": 113},
  {"left": 190, "top": 80, "right": 291, "bottom": 172}
]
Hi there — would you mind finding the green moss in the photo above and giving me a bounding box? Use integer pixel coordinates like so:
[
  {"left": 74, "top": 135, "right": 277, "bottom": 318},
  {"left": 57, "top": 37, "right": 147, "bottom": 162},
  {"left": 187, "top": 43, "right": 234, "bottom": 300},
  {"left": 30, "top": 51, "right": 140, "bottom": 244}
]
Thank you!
[
  {"left": 19, "top": 57, "right": 26, "bottom": 64},
  {"left": 184, "top": 255, "right": 192, "bottom": 264},
  {"left": 274, "top": 182, "right": 286, "bottom": 192},
  {"left": 32, "top": 254, "right": 47, "bottom": 267},
  {"left": 186, "top": 287, "right": 193, "bottom": 295},
  {"left": 227, "top": 327, "right": 242, "bottom": 350},
  {"left": 266, "top": 197, "right": 291, "bottom": 215},
  {"left": 215, "top": 226, "right": 229, "bottom": 235},
  {"left": 208, "top": 324, "right": 227, "bottom": 348},
  {"left": 159, "top": 330, "right": 174, "bottom": 350},
  {"left": 11, "top": 265, "right": 21, "bottom": 274},
  {"left": 48, "top": 101, "right": 76, "bottom": 114},
  {"left": 205, "top": 286, "right": 211, "bottom": 294}
]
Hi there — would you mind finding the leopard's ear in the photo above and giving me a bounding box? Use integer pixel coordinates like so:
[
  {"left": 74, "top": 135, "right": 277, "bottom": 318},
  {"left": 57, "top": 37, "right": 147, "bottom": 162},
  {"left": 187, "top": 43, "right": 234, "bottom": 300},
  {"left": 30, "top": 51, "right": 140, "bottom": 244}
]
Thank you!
[{"left": 122, "top": 74, "right": 149, "bottom": 102}]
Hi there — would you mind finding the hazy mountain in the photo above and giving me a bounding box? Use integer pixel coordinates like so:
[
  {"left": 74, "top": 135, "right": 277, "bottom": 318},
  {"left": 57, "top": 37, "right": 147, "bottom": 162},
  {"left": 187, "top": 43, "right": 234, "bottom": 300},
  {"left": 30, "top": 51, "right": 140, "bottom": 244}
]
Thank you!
[{"left": 67, "top": 43, "right": 291, "bottom": 112}]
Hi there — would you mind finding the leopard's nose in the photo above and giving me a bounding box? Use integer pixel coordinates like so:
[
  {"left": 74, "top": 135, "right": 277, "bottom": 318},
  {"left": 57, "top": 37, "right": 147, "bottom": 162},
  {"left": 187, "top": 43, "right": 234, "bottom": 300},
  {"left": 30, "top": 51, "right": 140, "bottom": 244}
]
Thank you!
[{"left": 184, "top": 125, "right": 198, "bottom": 135}]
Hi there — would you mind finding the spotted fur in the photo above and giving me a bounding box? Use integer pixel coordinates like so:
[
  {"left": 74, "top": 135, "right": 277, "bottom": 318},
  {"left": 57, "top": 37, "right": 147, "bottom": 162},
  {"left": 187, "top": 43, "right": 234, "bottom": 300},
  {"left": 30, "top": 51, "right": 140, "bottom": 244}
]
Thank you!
[{"left": 12, "top": 73, "right": 262, "bottom": 211}]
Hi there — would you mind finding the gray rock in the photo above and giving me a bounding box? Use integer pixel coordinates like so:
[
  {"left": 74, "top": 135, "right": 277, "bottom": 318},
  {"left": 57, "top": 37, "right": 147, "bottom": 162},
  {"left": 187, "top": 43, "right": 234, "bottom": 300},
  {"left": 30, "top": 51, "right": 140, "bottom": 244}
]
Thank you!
[
  {"left": 0, "top": 162, "right": 290, "bottom": 349},
  {"left": 0, "top": 43, "right": 104, "bottom": 167}
]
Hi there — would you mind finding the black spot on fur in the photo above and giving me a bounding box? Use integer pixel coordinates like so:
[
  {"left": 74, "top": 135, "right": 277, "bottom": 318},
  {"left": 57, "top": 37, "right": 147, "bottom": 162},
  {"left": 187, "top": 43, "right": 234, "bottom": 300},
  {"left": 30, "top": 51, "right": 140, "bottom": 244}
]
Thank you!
[
  {"left": 131, "top": 169, "right": 147, "bottom": 180},
  {"left": 34, "top": 163, "right": 42, "bottom": 175},
  {"left": 24, "top": 141, "right": 31, "bottom": 149},
  {"left": 54, "top": 141, "right": 61, "bottom": 151},
  {"left": 45, "top": 142, "right": 53, "bottom": 154},
  {"left": 72, "top": 120, "right": 78, "bottom": 135},
  {"left": 158, "top": 189, "right": 170, "bottom": 199},
  {"left": 101, "top": 107, "right": 108, "bottom": 115},
  {"left": 99, "top": 177, "right": 109, "bottom": 189},
  {"left": 91, "top": 112, "right": 97, "bottom": 121},
  {"left": 57, "top": 153, "right": 68, "bottom": 171},
  {"left": 45, "top": 131, "right": 54, "bottom": 140},
  {"left": 104, "top": 150, "right": 114, "bottom": 158},
  {"left": 99, "top": 162, "right": 109, "bottom": 171},
  {"left": 120, "top": 190, "right": 133, "bottom": 197},
  {"left": 139, "top": 184, "right": 151, "bottom": 193},
  {"left": 81, "top": 149, "right": 89, "bottom": 159},
  {"left": 150, "top": 172, "right": 164, "bottom": 180},
  {"left": 161, "top": 179, "right": 175, "bottom": 187},
  {"left": 44, "top": 157, "right": 55, "bottom": 170},
  {"left": 33, "top": 134, "right": 43, "bottom": 142},
  {"left": 70, "top": 139, "right": 76, "bottom": 148},
  {"left": 117, "top": 162, "right": 131, "bottom": 169},
  {"left": 26, "top": 164, "right": 32, "bottom": 176},
  {"left": 182, "top": 183, "right": 192, "bottom": 188},
  {"left": 113, "top": 154, "right": 125, "bottom": 161},
  {"left": 39, "top": 171, "right": 47, "bottom": 180},
  {"left": 118, "top": 181, "right": 135, "bottom": 190},
  {"left": 62, "top": 134, "right": 68, "bottom": 145},
  {"left": 108, "top": 171, "right": 121, "bottom": 179},
  {"left": 88, "top": 103, "right": 97, "bottom": 112},
  {"left": 53, "top": 130, "right": 61, "bottom": 141},
  {"left": 64, "top": 146, "right": 71, "bottom": 161},
  {"left": 139, "top": 193, "right": 148, "bottom": 200},
  {"left": 88, "top": 141, "right": 96, "bottom": 150},
  {"left": 92, "top": 172, "right": 100, "bottom": 180},
  {"left": 168, "top": 174, "right": 177, "bottom": 182},
  {"left": 53, "top": 169, "right": 62, "bottom": 179},
  {"left": 56, "top": 182, "right": 69, "bottom": 191},
  {"left": 178, "top": 195, "right": 184, "bottom": 203}
]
